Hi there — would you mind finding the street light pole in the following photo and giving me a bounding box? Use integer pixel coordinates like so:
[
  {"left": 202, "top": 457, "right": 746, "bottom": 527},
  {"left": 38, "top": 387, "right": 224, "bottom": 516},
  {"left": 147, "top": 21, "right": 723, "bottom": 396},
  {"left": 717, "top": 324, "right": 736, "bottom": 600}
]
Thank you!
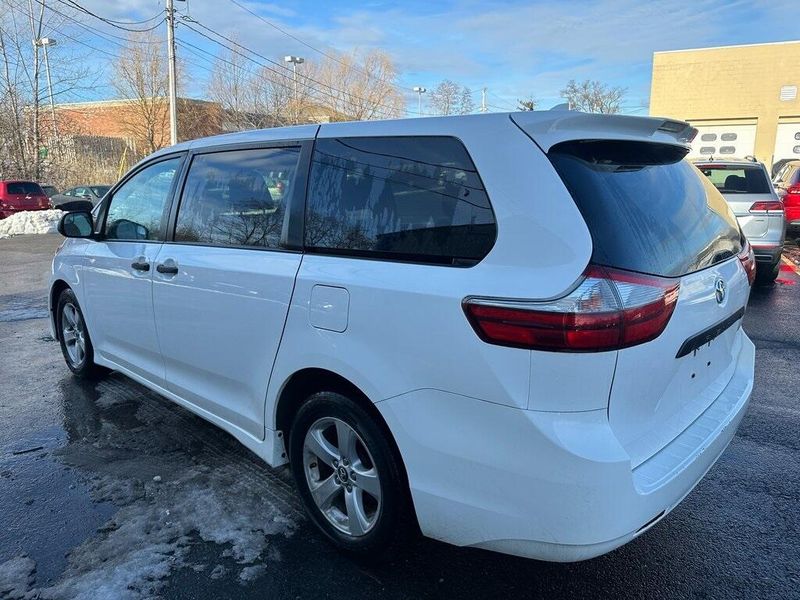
[
  {"left": 412, "top": 86, "right": 426, "bottom": 116},
  {"left": 37, "top": 37, "right": 57, "bottom": 136},
  {"left": 166, "top": 0, "right": 178, "bottom": 145},
  {"left": 284, "top": 56, "right": 305, "bottom": 125}
]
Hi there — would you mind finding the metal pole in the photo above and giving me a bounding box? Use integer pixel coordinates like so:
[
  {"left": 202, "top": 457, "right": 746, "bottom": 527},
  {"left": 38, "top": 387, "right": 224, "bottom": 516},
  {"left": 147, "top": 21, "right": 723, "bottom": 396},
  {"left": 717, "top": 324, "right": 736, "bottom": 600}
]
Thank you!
[
  {"left": 417, "top": 91, "right": 422, "bottom": 115},
  {"left": 292, "top": 61, "right": 298, "bottom": 125},
  {"left": 166, "top": 0, "right": 178, "bottom": 145},
  {"left": 42, "top": 42, "right": 57, "bottom": 136},
  {"left": 480, "top": 87, "right": 487, "bottom": 113}
]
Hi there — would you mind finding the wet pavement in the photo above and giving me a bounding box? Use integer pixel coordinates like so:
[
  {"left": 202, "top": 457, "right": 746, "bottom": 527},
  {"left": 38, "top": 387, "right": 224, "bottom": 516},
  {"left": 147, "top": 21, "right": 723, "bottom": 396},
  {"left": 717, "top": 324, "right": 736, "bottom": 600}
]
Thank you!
[{"left": 1, "top": 233, "right": 799, "bottom": 600}]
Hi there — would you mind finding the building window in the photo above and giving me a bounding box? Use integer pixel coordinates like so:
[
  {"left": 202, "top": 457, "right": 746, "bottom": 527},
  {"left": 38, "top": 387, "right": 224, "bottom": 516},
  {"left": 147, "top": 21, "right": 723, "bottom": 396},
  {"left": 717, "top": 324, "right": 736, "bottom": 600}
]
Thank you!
[
  {"left": 699, "top": 146, "right": 716, "bottom": 155},
  {"left": 700, "top": 133, "right": 717, "bottom": 142},
  {"left": 720, "top": 133, "right": 737, "bottom": 142},
  {"left": 719, "top": 146, "right": 736, "bottom": 154},
  {"left": 793, "top": 145, "right": 800, "bottom": 155},
  {"left": 780, "top": 85, "right": 798, "bottom": 101},
  {"left": 794, "top": 132, "right": 800, "bottom": 141}
]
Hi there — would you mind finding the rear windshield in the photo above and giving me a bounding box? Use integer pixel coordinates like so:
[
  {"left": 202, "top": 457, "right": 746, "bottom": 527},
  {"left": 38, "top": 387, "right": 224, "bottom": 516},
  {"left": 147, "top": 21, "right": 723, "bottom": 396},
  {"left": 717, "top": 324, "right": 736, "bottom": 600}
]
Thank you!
[
  {"left": 549, "top": 140, "right": 742, "bottom": 278},
  {"left": 695, "top": 164, "right": 770, "bottom": 194},
  {"left": 6, "top": 182, "right": 43, "bottom": 195}
]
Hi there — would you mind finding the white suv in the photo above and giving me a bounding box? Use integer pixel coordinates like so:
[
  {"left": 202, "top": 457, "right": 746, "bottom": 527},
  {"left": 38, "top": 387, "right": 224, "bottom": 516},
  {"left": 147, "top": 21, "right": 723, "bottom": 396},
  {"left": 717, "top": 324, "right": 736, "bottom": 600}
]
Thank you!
[{"left": 50, "top": 112, "right": 756, "bottom": 562}]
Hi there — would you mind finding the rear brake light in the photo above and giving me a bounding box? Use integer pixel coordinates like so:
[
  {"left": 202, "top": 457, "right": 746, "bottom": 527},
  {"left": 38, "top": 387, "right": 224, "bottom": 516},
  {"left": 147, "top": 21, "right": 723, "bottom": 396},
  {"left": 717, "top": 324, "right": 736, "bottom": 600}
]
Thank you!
[
  {"left": 749, "top": 200, "right": 784, "bottom": 213},
  {"left": 463, "top": 265, "right": 680, "bottom": 352},
  {"left": 738, "top": 242, "right": 756, "bottom": 286}
]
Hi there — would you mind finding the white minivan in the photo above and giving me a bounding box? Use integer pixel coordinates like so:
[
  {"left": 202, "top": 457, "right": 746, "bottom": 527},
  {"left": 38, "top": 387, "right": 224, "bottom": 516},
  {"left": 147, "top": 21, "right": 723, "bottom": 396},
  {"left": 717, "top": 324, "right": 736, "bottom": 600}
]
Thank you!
[{"left": 50, "top": 111, "right": 756, "bottom": 562}]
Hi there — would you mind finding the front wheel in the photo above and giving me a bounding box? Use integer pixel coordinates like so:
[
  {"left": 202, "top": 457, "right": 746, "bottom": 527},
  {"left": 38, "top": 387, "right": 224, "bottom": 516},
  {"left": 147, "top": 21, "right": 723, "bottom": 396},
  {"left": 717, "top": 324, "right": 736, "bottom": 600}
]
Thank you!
[
  {"left": 289, "top": 391, "right": 411, "bottom": 558},
  {"left": 57, "top": 288, "right": 103, "bottom": 378}
]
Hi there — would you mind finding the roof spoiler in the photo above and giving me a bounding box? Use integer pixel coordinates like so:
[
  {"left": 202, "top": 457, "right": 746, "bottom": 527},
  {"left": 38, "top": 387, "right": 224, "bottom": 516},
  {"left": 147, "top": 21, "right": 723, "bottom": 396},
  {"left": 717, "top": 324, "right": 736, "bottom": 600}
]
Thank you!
[{"left": 510, "top": 111, "right": 697, "bottom": 152}]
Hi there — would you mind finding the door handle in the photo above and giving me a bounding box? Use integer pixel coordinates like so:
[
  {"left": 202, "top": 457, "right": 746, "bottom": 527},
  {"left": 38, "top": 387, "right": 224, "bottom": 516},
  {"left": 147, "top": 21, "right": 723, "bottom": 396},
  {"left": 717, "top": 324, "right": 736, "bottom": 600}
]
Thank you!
[
  {"left": 131, "top": 259, "right": 150, "bottom": 272},
  {"left": 156, "top": 262, "right": 179, "bottom": 275}
]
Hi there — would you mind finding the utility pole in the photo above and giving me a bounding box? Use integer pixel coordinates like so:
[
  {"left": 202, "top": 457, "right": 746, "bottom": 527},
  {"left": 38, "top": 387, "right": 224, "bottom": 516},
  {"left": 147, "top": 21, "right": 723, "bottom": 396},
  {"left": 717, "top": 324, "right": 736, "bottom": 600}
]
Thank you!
[
  {"left": 39, "top": 38, "right": 57, "bottom": 136},
  {"left": 480, "top": 87, "right": 487, "bottom": 113},
  {"left": 166, "top": 0, "right": 178, "bottom": 145},
  {"left": 413, "top": 86, "right": 426, "bottom": 116},
  {"left": 284, "top": 56, "right": 305, "bottom": 124}
]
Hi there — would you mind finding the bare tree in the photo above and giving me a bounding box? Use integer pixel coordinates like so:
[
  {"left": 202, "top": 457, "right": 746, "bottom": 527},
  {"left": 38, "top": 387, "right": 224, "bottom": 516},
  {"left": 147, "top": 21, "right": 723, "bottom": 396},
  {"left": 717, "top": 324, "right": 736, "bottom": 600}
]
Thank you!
[
  {"left": 429, "top": 80, "right": 474, "bottom": 115},
  {"left": 0, "top": 0, "right": 93, "bottom": 180},
  {"left": 560, "top": 79, "right": 626, "bottom": 114},
  {"left": 312, "top": 49, "right": 405, "bottom": 121},
  {"left": 112, "top": 32, "right": 170, "bottom": 154},
  {"left": 517, "top": 97, "right": 537, "bottom": 111}
]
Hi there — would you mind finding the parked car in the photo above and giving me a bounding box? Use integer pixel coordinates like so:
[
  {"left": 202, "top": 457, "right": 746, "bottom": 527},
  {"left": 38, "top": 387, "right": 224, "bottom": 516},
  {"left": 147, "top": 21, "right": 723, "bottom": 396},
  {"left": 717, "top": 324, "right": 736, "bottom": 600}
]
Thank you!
[
  {"left": 694, "top": 159, "right": 785, "bottom": 284},
  {"left": 50, "top": 112, "right": 755, "bottom": 562},
  {"left": 40, "top": 184, "right": 59, "bottom": 199},
  {"left": 0, "top": 180, "right": 51, "bottom": 219},
  {"left": 773, "top": 160, "right": 800, "bottom": 233},
  {"left": 50, "top": 185, "right": 111, "bottom": 209}
]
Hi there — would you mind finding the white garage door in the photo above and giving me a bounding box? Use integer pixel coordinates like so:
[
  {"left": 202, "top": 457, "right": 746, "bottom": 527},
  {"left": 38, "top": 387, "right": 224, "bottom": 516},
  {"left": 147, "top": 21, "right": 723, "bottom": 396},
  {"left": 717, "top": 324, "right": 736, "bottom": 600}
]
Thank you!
[
  {"left": 687, "top": 125, "right": 757, "bottom": 160},
  {"left": 773, "top": 122, "right": 800, "bottom": 163}
]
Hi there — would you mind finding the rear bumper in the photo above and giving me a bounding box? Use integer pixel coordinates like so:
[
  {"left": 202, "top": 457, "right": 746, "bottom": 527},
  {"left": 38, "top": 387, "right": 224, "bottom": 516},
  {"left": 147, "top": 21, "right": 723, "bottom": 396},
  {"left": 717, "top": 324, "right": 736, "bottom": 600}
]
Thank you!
[
  {"left": 750, "top": 242, "right": 783, "bottom": 265},
  {"left": 0, "top": 206, "right": 50, "bottom": 219},
  {"left": 377, "top": 334, "right": 754, "bottom": 562}
]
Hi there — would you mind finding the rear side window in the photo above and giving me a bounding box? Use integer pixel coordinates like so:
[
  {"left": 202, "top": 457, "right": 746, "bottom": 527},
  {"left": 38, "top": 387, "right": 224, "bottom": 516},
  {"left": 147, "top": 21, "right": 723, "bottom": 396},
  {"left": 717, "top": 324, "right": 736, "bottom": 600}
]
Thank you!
[
  {"left": 305, "top": 136, "right": 496, "bottom": 266},
  {"left": 6, "top": 182, "right": 43, "bottom": 195},
  {"left": 175, "top": 147, "right": 300, "bottom": 249},
  {"left": 549, "top": 140, "right": 742, "bottom": 278},
  {"left": 696, "top": 165, "right": 770, "bottom": 194}
]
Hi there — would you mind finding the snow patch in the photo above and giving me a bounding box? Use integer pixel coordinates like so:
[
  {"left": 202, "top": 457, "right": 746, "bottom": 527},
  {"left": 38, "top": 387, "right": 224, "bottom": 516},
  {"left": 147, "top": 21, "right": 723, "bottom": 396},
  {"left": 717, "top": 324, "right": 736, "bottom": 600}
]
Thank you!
[
  {"left": 0, "top": 209, "right": 63, "bottom": 239},
  {"left": 0, "top": 554, "right": 36, "bottom": 599}
]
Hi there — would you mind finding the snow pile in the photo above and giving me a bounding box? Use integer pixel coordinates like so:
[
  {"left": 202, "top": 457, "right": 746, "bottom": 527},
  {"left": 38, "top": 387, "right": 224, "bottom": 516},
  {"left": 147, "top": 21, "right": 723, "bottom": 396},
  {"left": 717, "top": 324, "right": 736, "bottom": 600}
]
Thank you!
[
  {"left": 0, "top": 554, "right": 36, "bottom": 599},
  {"left": 0, "top": 209, "right": 63, "bottom": 239}
]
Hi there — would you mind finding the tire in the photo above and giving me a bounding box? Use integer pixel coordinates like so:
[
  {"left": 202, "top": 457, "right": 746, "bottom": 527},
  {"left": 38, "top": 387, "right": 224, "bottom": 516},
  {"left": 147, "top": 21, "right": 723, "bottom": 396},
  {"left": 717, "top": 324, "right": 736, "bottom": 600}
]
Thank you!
[
  {"left": 755, "top": 261, "right": 780, "bottom": 286},
  {"left": 56, "top": 288, "right": 104, "bottom": 378},
  {"left": 289, "top": 391, "right": 411, "bottom": 559}
]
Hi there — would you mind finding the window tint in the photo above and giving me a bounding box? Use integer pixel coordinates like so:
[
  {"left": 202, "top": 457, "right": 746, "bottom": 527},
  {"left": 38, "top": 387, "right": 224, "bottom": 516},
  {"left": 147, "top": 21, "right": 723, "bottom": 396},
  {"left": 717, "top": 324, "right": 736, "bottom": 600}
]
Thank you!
[
  {"left": 305, "top": 136, "right": 496, "bottom": 265},
  {"left": 175, "top": 147, "right": 300, "bottom": 248},
  {"left": 6, "top": 182, "right": 43, "bottom": 195},
  {"left": 549, "top": 141, "right": 742, "bottom": 278},
  {"left": 700, "top": 133, "right": 717, "bottom": 142},
  {"left": 720, "top": 133, "right": 737, "bottom": 141},
  {"left": 105, "top": 157, "right": 180, "bottom": 241},
  {"left": 696, "top": 165, "right": 771, "bottom": 194},
  {"left": 719, "top": 146, "right": 736, "bottom": 154}
]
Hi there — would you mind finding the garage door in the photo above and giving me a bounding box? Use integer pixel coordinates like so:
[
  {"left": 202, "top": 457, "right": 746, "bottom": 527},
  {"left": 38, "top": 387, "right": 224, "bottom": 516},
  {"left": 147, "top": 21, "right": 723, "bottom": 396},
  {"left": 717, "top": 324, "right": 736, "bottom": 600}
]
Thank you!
[
  {"left": 773, "top": 122, "right": 800, "bottom": 163},
  {"left": 687, "top": 125, "right": 757, "bottom": 160}
]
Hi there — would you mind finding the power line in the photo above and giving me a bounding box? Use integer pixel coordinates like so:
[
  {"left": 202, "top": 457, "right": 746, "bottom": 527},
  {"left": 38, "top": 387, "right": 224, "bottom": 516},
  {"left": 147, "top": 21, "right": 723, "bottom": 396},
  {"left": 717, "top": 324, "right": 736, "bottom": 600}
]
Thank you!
[
  {"left": 178, "top": 18, "right": 414, "bottom": 117},
  {"left": 224, "top": 0, "right": 415, "bottom": 94},
  {"left": 57, "top": 0, "right": 165, "bottom": 32}
]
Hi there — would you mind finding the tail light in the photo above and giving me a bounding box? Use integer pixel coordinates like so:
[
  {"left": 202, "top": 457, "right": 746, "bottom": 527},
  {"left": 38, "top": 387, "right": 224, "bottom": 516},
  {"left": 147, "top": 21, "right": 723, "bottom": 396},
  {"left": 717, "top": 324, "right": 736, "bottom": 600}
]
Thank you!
[
  {"left": 738, "top": 241, "right": 756, "bottom": 286},
  {"left": 784, "top": 185, "right": 800, "bottom": 206},
  {"left": 463, "top": 265, "right": 680, "bottom": 352},
  {"left": 749, "top": 200, "right": 783, "bottom": 213}
]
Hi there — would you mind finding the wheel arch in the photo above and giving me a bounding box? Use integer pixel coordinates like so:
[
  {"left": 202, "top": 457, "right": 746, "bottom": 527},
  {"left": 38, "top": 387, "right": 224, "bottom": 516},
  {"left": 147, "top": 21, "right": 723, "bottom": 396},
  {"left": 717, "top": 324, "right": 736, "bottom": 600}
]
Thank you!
[
  {"left": 274, "top": 367, "right": 417, "bottom": 526},
  {"left": 50, "top": 279, "right": 72, "bottom": 341}
]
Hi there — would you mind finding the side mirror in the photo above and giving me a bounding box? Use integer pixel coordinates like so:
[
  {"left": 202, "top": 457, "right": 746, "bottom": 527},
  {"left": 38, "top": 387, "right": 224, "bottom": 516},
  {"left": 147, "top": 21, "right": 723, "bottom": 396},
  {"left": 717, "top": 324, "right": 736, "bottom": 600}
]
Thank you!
[{"left": 58, "top": 211, "right": 94, "bottom": 238}]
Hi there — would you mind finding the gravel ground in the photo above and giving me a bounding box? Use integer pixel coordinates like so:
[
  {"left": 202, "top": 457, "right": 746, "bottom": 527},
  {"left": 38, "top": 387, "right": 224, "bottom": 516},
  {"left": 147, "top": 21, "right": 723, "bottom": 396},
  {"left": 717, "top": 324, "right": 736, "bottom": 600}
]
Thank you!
[{"left": 0, "top": 233, "right": 798, "bottom": 600}]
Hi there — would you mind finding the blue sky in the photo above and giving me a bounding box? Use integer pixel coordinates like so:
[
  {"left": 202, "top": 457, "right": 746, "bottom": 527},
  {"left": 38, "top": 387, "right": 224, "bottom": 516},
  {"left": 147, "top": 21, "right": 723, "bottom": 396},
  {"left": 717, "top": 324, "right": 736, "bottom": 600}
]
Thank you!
[{"left": 72, "top": 0, "right": 798, "bottom": 114}]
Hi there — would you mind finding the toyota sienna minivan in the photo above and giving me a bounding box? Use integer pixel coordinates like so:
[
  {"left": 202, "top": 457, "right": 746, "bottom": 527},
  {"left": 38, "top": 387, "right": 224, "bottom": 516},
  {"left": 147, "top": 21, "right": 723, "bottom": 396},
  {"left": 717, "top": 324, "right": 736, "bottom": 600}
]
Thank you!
[{"left": 50, "top": 111, "right": 756, "bottom": 562}]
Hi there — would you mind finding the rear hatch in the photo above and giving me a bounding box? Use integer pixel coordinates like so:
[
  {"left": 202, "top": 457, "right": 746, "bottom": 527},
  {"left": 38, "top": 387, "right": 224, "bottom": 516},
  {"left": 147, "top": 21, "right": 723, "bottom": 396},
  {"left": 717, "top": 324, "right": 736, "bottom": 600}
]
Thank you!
[
  {"left": 544, "top": 137, "right": 750, "bottom": 467},
  {"left": 3, "top": 182, "right": 49, "bottom": 210},
  {"left": 694, "top": 163, "right": 779, "bottom": 239}
]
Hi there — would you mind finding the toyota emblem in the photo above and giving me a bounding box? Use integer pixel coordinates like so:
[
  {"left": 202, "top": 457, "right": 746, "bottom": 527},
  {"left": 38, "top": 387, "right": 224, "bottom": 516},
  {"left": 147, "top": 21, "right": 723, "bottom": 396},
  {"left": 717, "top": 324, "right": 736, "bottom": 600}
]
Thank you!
[{"left": 715, "top": 278, "right": 726, "bottom": 304}]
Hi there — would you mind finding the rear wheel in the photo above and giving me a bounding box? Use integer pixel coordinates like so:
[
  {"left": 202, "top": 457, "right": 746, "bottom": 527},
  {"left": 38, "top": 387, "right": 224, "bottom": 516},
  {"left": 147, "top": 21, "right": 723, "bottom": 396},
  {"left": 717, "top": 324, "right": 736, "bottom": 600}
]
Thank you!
[
  {"left": 289, "top": 391, "right": 410, "bottom": 558},
  {"left": 57, "top": 289, "right": 103, "bottom": 378},
  {"left": 755, "top": 261, "right": 780, "bottom": 285}
]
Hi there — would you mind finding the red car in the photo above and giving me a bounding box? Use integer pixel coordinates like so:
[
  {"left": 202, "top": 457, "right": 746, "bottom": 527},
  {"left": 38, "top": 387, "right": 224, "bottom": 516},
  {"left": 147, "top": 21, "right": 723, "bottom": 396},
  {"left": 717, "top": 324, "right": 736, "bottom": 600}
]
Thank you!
[
  {"left": 0, "top": 180, "right": 51, "bottom": 219},
  {"left": 773, "top": 160, "right": 800, "bottom": 231}
]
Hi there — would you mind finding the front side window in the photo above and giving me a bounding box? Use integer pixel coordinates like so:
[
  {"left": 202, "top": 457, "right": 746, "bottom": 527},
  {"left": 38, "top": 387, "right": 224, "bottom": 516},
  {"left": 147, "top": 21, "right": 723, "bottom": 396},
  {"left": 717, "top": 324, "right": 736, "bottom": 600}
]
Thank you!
[
  {"left": 174, "top": 147, "right": 300, "bottom": 249},
  {"left": 105, "top": 157, "right": 181, "bottom": 241},
  {"left": 305, "top": 136, "right": 496, "bottom": 266}
]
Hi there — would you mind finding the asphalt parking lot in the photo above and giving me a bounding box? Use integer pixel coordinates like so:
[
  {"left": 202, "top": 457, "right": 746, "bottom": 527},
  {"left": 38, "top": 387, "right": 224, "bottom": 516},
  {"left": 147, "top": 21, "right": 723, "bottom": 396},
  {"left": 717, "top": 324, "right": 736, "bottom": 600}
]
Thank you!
[{"left": 1, "top": 233, "right": 799, "bottom": 600}]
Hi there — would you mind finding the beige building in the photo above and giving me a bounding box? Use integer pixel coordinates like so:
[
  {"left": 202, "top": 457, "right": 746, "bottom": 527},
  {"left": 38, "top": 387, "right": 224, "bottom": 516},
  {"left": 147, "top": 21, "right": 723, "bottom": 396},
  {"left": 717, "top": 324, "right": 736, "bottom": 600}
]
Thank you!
[{"left": 650, "top": 40, "right": 800, "bottom": 168}]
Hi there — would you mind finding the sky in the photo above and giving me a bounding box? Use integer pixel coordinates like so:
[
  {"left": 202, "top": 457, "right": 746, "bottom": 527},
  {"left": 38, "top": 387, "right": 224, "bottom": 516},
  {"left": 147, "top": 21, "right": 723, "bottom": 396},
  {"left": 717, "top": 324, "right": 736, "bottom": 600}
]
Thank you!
[{"left": 65, "top": 0, "right": 799, "bottom": 115}]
